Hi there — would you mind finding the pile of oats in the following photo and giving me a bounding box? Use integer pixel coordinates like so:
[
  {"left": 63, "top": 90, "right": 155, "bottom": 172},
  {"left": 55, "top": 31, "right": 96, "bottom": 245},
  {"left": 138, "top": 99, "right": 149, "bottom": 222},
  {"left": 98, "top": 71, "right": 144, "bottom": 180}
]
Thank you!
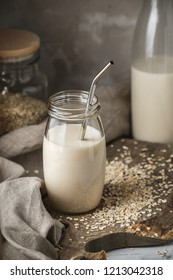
[
  {"left": 0, "top": 93, "right": 47, "bottom": 136},
  {"left": 65, "top": 140, "right": 173, "bottom": 236}
]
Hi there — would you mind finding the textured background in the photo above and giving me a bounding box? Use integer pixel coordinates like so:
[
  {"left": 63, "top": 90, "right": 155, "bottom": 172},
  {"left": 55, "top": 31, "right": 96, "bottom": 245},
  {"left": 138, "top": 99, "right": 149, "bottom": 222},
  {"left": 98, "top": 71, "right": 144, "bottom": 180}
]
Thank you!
[{"left": 0, "top": 0, "right": 143, "bottom": 95}]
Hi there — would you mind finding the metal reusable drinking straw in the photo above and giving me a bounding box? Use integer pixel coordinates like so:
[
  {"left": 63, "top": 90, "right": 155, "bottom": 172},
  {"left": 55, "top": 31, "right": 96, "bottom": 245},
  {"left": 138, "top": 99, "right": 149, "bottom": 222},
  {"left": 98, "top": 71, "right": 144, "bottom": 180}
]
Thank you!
[{"left": 79, "top": 61, "right": 114, "bottom": 140}]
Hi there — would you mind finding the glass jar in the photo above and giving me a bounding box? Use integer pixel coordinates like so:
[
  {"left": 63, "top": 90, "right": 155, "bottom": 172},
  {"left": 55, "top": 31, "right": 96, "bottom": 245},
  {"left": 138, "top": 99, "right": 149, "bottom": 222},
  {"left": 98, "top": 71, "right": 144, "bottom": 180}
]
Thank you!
[
  {"left": 43, "top": 90, "right": 106, "bottom": 214},
  {"left": 131, "top": 0, "right": 173, "bottom": 143},
  {"left": 0, "top": 29, "right": 47, "bottom": 101}
]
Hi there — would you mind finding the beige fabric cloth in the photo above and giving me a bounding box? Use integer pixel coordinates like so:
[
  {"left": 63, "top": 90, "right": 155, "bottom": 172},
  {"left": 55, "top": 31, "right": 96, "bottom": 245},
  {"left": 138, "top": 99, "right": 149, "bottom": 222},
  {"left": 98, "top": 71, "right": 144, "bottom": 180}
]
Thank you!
[
  {"left": 0, "top": 156, "right": 25, "bottom": 182},
  {"left": 0, "top": 157, "right": 64, "bottom": 260},
  {"left": 0, "top": 120, "right": 47, "bottom": 158}
]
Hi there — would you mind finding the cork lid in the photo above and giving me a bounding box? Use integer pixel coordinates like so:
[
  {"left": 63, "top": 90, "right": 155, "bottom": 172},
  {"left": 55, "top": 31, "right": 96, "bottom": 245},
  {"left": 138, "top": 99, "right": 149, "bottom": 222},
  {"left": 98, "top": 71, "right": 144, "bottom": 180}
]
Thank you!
[{"left": 0, "top": 29, "right": 40, "bottom": 59}]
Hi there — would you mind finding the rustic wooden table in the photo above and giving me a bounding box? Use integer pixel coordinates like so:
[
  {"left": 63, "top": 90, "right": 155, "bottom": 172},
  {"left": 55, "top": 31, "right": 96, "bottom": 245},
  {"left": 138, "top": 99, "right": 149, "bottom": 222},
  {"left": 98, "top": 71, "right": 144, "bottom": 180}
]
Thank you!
[{"left": 12, "top": 138, "right": 173, "bottom": 260}]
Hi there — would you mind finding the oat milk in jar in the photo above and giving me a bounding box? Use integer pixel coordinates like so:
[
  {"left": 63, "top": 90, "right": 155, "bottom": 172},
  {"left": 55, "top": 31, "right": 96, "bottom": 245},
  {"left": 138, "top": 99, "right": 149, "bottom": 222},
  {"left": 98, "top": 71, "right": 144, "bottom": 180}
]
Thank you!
[{"left": 43, "top": 90, "right": 106, "bottom": 213}]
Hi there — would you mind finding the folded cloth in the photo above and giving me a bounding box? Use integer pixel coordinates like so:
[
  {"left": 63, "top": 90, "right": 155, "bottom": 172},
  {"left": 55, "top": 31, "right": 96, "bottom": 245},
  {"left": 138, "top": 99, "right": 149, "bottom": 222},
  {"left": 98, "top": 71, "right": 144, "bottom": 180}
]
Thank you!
[
  {"left": 0, "top": 120, "right": 47, "bottom": 158},
  {"left": 0, "top": 157, "right": 64, "bottom": 260},
  {"left": 0, "top": 156, "right": 25, "bottom": 182}
]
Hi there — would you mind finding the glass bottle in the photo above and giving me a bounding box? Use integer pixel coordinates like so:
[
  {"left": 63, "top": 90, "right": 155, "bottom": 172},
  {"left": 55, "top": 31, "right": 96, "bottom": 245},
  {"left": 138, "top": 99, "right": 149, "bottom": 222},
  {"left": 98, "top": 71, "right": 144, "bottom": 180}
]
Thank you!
[
  {"left": 43, "top": 90, "right": 106, "bottom": 213},
  {"left": 131, "top": 0, "right": 173, "bottom": 143},
  {"left": 0, "top": 29, "right": 47, "bottom": 101}
]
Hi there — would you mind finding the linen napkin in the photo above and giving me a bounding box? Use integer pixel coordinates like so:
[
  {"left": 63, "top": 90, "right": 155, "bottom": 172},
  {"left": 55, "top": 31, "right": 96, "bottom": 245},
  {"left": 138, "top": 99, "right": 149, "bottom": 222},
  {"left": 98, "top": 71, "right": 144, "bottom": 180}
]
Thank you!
[
  {"left": 0, "top": 156, "right": 25, "bottom": 182},
  {"left": 0, "top": 120, "right": 47, "bottom": 158},
  {"left": 0, "top": 157, "right": 64, "bottom": 260}
]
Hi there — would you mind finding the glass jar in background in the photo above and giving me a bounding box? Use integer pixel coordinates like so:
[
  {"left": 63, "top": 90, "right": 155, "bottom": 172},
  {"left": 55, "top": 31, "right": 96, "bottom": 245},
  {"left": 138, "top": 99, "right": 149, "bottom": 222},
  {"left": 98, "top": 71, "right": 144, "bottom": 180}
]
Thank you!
[
  {"left": 0, "top": 28, "right": 47, "bottom": 101},
  {"left": 131, "top": 0, "right": 173, "bottom": 144},
  {"left": 43, "top": 90, "right": 106, "bottom": 214}
]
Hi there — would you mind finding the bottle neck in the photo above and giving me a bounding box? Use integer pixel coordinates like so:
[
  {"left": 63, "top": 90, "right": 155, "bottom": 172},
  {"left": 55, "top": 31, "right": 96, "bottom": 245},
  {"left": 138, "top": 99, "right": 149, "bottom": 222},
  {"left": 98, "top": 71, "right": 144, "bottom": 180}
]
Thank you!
[{"left": 132, "top": 0, "right": 173, "bottom": 70}]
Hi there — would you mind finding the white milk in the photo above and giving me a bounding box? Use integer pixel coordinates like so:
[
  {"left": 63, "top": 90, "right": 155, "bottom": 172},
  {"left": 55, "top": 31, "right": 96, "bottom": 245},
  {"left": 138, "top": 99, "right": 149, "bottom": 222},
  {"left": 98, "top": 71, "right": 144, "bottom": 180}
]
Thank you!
[
  {"left": 43, "top": 124, "right": 106, "bottom": 213},
  {"left": 131, "top": 57, "right": 173, "bottom": 143}
]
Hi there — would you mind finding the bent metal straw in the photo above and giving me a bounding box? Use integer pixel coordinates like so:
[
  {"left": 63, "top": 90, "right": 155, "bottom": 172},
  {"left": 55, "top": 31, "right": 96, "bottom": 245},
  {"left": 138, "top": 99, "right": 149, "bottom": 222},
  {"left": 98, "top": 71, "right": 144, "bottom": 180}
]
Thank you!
[{"left": 79, "top": 61, "right": 114, "bottom": 140}]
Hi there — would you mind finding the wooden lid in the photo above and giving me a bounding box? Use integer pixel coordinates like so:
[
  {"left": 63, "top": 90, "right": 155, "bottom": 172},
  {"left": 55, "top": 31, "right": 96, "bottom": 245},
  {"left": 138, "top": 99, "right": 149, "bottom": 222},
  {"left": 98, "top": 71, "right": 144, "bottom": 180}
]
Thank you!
[{"left": 0, "top": 29, "right": 40, "bottom": 59}]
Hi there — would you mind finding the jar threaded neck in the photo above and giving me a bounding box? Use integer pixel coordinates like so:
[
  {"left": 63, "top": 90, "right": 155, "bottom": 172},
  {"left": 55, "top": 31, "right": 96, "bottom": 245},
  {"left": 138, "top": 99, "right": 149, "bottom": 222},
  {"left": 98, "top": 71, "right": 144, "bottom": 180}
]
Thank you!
[{"left": 48, "top": 90, "right": 101, "bottom": 121}]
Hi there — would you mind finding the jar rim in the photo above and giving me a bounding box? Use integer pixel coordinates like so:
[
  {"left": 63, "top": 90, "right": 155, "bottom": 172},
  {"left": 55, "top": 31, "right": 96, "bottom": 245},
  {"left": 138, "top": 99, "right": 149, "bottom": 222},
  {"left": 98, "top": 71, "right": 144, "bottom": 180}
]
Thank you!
[{"left": 48, "top": 90, "right": 101, "bottom": 121}]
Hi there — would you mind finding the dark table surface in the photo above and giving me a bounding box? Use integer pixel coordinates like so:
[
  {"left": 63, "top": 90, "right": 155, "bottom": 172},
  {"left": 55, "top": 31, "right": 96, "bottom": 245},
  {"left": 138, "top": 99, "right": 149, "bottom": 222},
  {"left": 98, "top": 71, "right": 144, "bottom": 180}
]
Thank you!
[{"left": 12, "top": 140, "right": 173, "bottom": 260}]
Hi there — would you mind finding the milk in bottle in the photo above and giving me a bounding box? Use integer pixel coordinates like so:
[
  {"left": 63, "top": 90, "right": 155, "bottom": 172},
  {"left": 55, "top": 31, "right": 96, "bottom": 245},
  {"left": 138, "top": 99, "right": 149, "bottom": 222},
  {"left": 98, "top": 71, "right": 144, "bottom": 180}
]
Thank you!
[{"left": 132, "top": 57, "right": 173, "bottom": 143}]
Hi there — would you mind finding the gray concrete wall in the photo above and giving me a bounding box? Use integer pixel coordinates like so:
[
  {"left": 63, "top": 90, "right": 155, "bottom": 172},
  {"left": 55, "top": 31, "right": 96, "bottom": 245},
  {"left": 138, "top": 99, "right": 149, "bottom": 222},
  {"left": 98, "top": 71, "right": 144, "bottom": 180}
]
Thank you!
[{"left": 0, "top": 0, "right": 143, "bottom": 95}]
